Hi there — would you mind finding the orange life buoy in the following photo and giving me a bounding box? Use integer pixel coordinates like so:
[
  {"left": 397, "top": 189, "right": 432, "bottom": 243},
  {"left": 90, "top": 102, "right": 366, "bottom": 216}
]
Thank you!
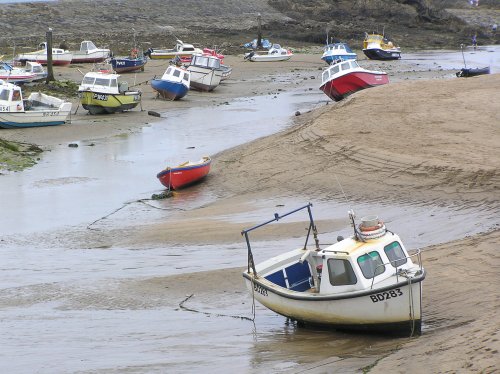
[{"left": 359, "top": 221, "right": 384, "bottom": 232}]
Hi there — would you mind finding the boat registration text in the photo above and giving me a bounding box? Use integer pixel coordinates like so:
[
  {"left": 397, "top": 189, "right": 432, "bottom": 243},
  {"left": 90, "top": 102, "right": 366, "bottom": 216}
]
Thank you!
[
  {"left": 93, "top": 93, "right": 108, "bottom": 101},
  {"left": 370, "top": 288, "right": 403, "bottom": 303}
]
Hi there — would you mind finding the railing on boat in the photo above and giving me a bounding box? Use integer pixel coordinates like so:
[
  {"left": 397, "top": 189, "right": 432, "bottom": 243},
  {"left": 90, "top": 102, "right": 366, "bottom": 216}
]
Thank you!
[
  {"left": 369, "top": 249, "right": 424, "bottom": 290},
  {"left": 241, "top": 203, "right": 320, "bottom": 277}
]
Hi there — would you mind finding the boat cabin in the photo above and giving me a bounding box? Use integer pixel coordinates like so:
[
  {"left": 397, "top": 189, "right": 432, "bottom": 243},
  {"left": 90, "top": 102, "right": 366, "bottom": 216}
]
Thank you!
[
  {"left": 190, "top": 54, "right": 221, "bottom": 70},
  {"left": 0, "top": 80, "right": 24, "bottom": 111},
  {"left": 269, "top": 44, "right": 289, "bottom": 55},
  {"left": 38, "top": 42, "right": 69, "bottom": 55},
  {"left": 257, "top": 229, "right": 416, "bottom": 295},
  {"left": 79, "top": 41, "right": 98, "bottom": 52},
  {"left": 322, "top": 60, "right": 361, "bottom": 83},
  {"left": 161, "top": 65, "right": 190, "bottom": 86},
  {"left": 175, "top": 40, "right": 197, "bottom": 53},
  {"left": 79, "top": 72, "right": 130, "bottom": 94},
  {"left": 323, "top": 43, "right": 354, "bottom": 54}
]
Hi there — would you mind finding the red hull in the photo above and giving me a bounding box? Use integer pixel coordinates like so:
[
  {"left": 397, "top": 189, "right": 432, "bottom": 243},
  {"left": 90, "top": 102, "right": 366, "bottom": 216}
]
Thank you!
[
  {"left": 32, "top": 59, "right": 72, "bottom": 66},
  {"left": 157, "top": 157, "right": 211, "bottom": 190},
  {"left": 320, "top": 71, "right": 389, "bottom": 101}
]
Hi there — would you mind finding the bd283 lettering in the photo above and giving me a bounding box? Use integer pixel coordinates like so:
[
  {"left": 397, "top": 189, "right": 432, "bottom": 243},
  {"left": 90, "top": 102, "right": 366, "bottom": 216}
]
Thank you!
[
  {"left": 370, "top": 288, "right": 403, "bottom": 303},
  {"left": 254, "top": 283, "right": 268, "bottom": 296}
]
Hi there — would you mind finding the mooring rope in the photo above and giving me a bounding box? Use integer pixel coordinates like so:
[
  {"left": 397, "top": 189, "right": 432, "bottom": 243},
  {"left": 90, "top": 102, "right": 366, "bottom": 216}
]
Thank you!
[{"left": 179, "top": 293, "right": 255, "bottom": 322}]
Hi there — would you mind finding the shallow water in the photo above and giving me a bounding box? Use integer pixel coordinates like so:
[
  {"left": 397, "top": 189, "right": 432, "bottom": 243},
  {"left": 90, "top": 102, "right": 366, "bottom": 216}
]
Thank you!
[{"left": 1, "top": 49, "right": 499, "bottom": 373}]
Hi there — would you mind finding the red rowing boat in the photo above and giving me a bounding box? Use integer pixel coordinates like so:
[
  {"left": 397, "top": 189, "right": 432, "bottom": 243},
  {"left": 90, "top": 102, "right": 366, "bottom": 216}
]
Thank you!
[
  {"left": 320, "top": 59, "right": 389, "bottom": 101},
  {"left": 157, "top": 156, "right": 211, "bottom": 190}
]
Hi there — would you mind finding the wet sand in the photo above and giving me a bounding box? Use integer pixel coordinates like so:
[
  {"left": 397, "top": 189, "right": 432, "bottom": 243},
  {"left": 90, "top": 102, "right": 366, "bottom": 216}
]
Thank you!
[{"left": 1, "top": 49, "right": 499, "bottom": 373}]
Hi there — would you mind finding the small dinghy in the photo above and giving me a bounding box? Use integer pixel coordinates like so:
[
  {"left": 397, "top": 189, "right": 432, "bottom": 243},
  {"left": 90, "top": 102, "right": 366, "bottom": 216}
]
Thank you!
[
  {"left": 242, "top": 204, "right": 425, "bottom": 335},
  {"left": 157, "top": 156, "right": 211, "bottom": 190},
  {"left": 456, "top": 66, "right": 490, "bottom": 77}
]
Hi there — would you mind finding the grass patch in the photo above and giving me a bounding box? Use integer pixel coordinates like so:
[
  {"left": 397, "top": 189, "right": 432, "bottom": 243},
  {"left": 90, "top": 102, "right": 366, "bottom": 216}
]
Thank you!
[{"left": 0, "top": 138, "right": 43, "bottom": 172}]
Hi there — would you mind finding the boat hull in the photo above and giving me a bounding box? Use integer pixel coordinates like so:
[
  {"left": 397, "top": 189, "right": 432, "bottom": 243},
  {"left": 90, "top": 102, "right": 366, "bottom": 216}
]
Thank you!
[
  {"left": 17, "top": 55, "right": 73, "bottom": 66},
  {"left": 456, "top": 67, "right": 490, "bottom": 77},
  {"left": 245, "top": 53, "right": 292, "bottom": 62},
  {"left": 71, "top": 51, "right": 109, "bottom": 64},
  {"left": 187, "top": 67, "right": 222, "bottom": 92},
  {"left": 80, "top": 91, "right": 141, "bottom": 114},
  {"left": 151, "top": 79, "right": 188, "bottom": 100},
  {"left": 320, "top": 71, "right": 389, "bottom": 101},
  {"left": 0, "top": 107, "right": 72, "bottom": 128},
  {"left": 243, "top": 272, "right": 424, "bottom": 334},
  {"left": 363, "top": 48, "right": 401, "bottom": 60},
  {"left": 110, "top": 57, "right": 147, "bottom": 73},
  {"left": 157, "top": 158, "right": 211, "bottom": 190}
]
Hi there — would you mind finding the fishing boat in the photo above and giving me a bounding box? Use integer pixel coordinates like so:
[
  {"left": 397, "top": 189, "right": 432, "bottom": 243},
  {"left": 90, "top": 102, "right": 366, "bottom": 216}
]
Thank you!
[
  {"left": 244, "top": 44, "right": 293, "bottom": 62},
  {"left": 187, "top": 54, "right": 223, "bottom": 92},
  {"left": 151, "top": 64, "right": 190, "bottom": 100},
  {"left": 71, "top": 41, "right": 111, "bottom": 63},
  {"left": 110, "top": 48, "right": 147, "bottom": 73},
  {"left": 203, "top": 48, "right": 232, "bottom": 80},
  {"left": 0, "top": 79, "right": 72, "bottom": 128},
  {"left": 456, "top": 66, "right": 490, "bottom": 77},
  {"left": 0, "top": 61, "right": 38, "bottom": 84},
  {"left": 157, "top": 156, "right": 211, "bottom": 190},
  {"left": 362, "top": 32, "right": 401, "bottom": 60},
  {"left": 319, "top": 59, "right": 389, "bottom": 101},
  {"left": 242, "top": 204, "right": 425, "bottom": 335},
  {"left": 321, "top": 42, "right": 357, "bottom": 65},
  {"left": 144, "top": 40, "right": 202, "bottom": 61},
  {"left": 78, "top": 71, "right": 141, "bottom": 114},
  {"left": 24, "top": 61, "right": 47, "bottom": 81},
  {"left": 16, "top": 42, "right": 73, "bottom": 66}
]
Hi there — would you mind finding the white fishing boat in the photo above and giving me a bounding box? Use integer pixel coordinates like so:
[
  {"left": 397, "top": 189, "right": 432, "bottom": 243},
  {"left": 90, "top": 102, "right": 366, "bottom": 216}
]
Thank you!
[
  {"left": 0, "top": 61, "right": 38, "bottom": 84},
  {"left": 0, "top": 79, "right": 72, "bottom": 128},
  {"left": 243, "top": 44, "right": 293, "bottom": 62},
  {"left": 24, "top": 61, "right": 47, "bottom": 81},
  {"left": 16, "top": 42, "right": 73, "bottom": 66},
  {"left": 71, "top": 40, "right": 111, "bottom": 63},
  {"left": 144, "top": 40, "right": 202, "bottom": 61},
  {"left": 186, "top": 54, "right": 223, "bottom": 92},
  {"left": 242, "top": 204, "right": 425, "bottom": 335}
]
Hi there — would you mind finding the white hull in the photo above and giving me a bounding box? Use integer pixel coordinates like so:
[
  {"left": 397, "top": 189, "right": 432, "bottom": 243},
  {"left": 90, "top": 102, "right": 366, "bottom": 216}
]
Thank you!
[
  {"left": 248, "top": 54, "right": 292, "bottom": 62},
  {"left": 71, "top": 51, "right": 110, "bottom": 63},
  {"left": 244, "top": 274, "right": 422, "bottom": 331},
  {"left": 187, "top": 66, "right": 222, "bottom": 91},
  {"left": 17, "top": 52, "right": 73, "bottom": 66}
]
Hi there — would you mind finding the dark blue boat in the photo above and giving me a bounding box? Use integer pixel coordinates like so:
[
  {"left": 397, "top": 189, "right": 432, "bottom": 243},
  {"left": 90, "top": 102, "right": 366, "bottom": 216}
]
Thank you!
[
  {"left": 151, "top": 65, "right": 190, "bottom": 100},
  {"left": 110, "top": 48, "right": 147, "bottom": 73}
]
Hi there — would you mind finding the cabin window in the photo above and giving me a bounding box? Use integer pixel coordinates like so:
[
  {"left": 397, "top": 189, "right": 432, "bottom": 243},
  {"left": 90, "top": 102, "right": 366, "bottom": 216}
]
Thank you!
[
  {"left": 327, "top": 259, "right": 357, "bottom": 286},
  {"left": 331, "top": 65, "right": 340, "bottom": 75},
  {"left": 322, "top": 71, "right": 329, "bottom": 81},
  {"left": 352, "top": 61, "right": 360, "bottom": 68},
  {"left": 12, "top": 90, "right": 21, "bottom": 101},
  {"left": 184, "top": 47, "right": 194, "bottom": 52},
  {"left": 82, "top": 76, "right": 95, "bottom": 85},
  {"left": 183, "top": 73, "right": 189, "bottom": 81},
  {"left": 357, "top": 251, "right": 385, "bottom": 279},
  {"left": 341, "top": 62, "right": 350, "bottom": 71},
  {"left": 0, "top": 89, "right": 9, "bottom": 101},
  {"left": 384, "top": 241, "right": 408, "bottom": 268},
  {"left": 110, "top": 79, "right": 117, "bottom": 88},
  {"left": 95, "top": 78, "right": 110, "bottom": 87},
  {"left": 166, "top": 67, "right": 172, "bottom": 75},
  {"left": 173, "top": 69, "right": 181, "bottom": 77}
]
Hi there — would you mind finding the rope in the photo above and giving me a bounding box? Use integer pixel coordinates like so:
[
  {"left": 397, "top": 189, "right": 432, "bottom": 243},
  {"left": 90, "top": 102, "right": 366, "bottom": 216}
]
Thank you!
[{"left": 179, "top": 293, "right": 255, "bottom": 322}]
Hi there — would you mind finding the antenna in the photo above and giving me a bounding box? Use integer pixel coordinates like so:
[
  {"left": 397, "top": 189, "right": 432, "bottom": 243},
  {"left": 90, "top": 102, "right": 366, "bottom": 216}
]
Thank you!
[{"left": 335, "top": 174, "right": 350, "bottom": 206}]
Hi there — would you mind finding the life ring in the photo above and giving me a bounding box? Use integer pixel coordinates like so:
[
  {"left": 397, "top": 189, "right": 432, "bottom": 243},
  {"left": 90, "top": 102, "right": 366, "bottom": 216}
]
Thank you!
[{"left": 359, "top": 221, "right": 384, "bottom": 232}]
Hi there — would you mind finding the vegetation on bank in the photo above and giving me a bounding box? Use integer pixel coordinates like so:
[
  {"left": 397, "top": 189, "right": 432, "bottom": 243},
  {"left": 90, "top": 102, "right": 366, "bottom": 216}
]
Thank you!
[{"left": 0, "top": 138, "right": 43, "bottom": 173}]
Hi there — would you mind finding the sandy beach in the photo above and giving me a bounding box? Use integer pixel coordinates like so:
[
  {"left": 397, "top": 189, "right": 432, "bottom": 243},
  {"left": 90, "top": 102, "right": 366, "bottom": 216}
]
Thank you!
[{"left": 1, "top": 43, "right": 499, "bottom": 373}]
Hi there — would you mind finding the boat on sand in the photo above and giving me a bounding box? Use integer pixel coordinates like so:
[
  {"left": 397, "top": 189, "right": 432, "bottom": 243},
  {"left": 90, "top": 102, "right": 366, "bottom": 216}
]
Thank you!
[
  {"left": 241, "top": 204, "right": 425, "bottom": 335},
  {"left": 157, "top": 156, "right": 211, "bottom": 190},
  {"left": 362, "top": 32, "right": 401, "bottom": 60},
  {"left": 0, "top": 79, "right": 72, "bottom": 128},
  {"left": 78, "top": 71, "right": 141, "bottom": 114},
  {"left": 244, "top": 44, "right": 293, "bottom": 62},
  {"left": 151, "top": 64, "right": 190, "bottom": 100},
  {"left": 320, "top": 59, "right": 389, "bottom": 101}
]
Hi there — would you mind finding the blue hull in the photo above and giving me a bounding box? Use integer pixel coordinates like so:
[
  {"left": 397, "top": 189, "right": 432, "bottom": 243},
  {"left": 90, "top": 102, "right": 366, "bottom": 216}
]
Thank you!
[
  {"left": 151, "top": 79, "right": 188, "bottom": 100},
  {"left": 111, "top": 57, "right": 147, "bottom": 73},
  {"left": 0, "top": 120, "right": 65, "bottom": 129},
  {"left": 322, "top": 54, "right": 357, "bottom": 64}
]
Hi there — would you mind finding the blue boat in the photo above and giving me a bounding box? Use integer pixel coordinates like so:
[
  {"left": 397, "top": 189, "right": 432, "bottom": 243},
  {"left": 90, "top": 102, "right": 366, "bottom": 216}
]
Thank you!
[
  {"left": 321, "top": 42, "right": 357, "bottom": 65},
  {"left": 151, "top": 64, "right": 190, "bottom": 100},
  {"left": 110, "top": 48, "right": 147, "bottom": 73}
]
